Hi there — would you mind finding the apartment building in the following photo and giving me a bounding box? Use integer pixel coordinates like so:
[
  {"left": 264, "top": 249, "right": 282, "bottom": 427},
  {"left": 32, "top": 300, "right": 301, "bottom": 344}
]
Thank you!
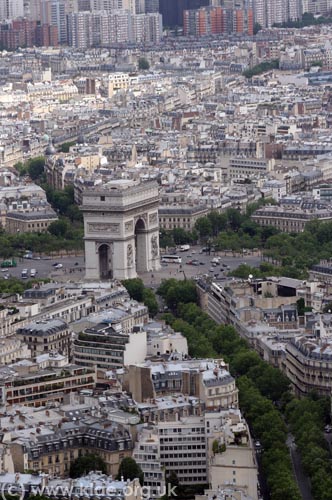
[
  {"left": 9, "top": 417, "right": 132, "bottom": 476},
  {"left": 67, "top": 11, "right": 92, "bottom": 49},
  {"left": 158, "top": 415, "right": 207, "bottom": 485},
  {"left": 2, "top": 364, "right": 97, "bottom": 407},
  {"left": 16, "top": 318, "right": 71, "bottom": 358},
  {"left": 183, "top": 6, "right": 253, "bottom": 36},
  {"left": 227, "top": 157, "right": 270, "bottom": 180},
  {"left": 67, "top": 10, "right": 162, "bottom": 47},
  {"left": 133, "top": 427, "right": 165, "bottom": 497},
  {"left": 73, "top": 322, "right": 147, "bottom": 370},
  {"left": 146, "top": 321, "right": 188, "bottom": 357},
  {"left": 0, "top": 0, "right": 24, "bottom": 20},
  {"left": 285, "top": 336, "right": 332, "bottom": 396},
  {"left": 132, "top": 13, "right": 162, "bottom": 43},
  {"left": 40, "top": 0, "right": 67, "bottom": 44},
  {"left": 252, "top": 203, "right": 332, "bottom": 233},
  {"left": 159, "top": 205, "right": 209, "bottom": 231},
  {"left": 5, "top": 208, "right": 57, "bottom": 234},
  {"left": 127, "top": 359, "right": 239, "bottom": 410},
  {"left": 137, "top": 394, "right": 205, "bottom": 424},
  {"left": 0, "top": 336, "right": 30, "bottom": 365}
]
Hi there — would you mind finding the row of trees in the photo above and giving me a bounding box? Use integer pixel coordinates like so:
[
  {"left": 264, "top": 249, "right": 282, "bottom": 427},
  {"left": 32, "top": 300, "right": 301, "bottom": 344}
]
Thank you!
[
  {"left": 0, "top": 230, "right": 83, "bottom": 259},
  {"left": 122, "top": 278, "right": 159, "bottom": 317},
  {"left": 156, "top": 280, "right": 311, "bottom": 500},
  {"left": 14, "top": 157, "right": 45, "bottom": 180},
  {"left": 189, "top": 205, "right": 332, "bottom": 280},
  {"left": 286, "top": 397, "right": 332, "bottom": 500},
  {"left": 43, "top": 184, "right": 82, "bottom": 223},
  {"left": 159, "top": 200, "right": 278, "bottom": 250},
  {"left": 274, "top": 12, "right": 332, "bottom": 29},
  {"left": 0, "top": 277, "right": 49, "bottom": 295},
  {"left": 243, "top": 60, "right": 279, "bottom": 78}
]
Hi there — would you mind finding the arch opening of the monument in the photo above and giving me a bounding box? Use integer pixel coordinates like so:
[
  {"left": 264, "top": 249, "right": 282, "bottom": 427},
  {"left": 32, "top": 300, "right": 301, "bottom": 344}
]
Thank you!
[
  {"left": 135, "top": 218, "right": 147, "bottom": 273},
  {"left": 98, "top": 243, "right": 112, "bottom": 279}
]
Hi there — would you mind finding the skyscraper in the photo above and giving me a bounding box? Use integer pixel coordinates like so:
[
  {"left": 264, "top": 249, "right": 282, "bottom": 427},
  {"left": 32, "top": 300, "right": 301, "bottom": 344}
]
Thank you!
[
  {"left": 67, "top": 10, "right": 92, "bottom": 48},
  {"left": 0, "top": 0, "right": 24, "bottom": 20},
  {"left": 288, "top": 0, "right": 301, "bottom": 20},
  {"left": 145, "top": 0, "right": 159, "bottom": 13},
  {"left": 41, "top": 0, "right": 67, "bottom": 43},
  {"left": 252, "top": 0, "right": 301, "bottom": 28},
  {"left": 159, "top": 0, "right": 209, "bottom": 27}
]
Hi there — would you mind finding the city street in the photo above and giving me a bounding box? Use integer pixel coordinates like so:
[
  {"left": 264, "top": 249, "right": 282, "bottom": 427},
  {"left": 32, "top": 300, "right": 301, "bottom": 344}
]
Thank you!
[
  {"left": 140, "top": 246, "right": 262, "bottom": 286},
  {"left": 0, "top": 255, "right": 85, "bottom": 281},
  {"left": 0, "top": 245, "right": 261, "bottom": 284},
  {"left": 287, "top": 433, "right": 313, "bottom": 500}
]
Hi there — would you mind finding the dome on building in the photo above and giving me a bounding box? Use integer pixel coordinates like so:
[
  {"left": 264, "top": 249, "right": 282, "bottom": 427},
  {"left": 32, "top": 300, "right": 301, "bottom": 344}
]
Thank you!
[
  {"left": 45, "top": 141, "right": 56, "bottom": 156},
  {"left": 77, "top": 133, "right": 86, "bottom": 145}
]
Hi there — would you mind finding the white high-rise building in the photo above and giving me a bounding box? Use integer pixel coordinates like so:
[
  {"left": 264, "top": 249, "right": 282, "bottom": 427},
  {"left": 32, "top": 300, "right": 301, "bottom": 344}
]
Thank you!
[
  {"left": 266, "top": 0, "right": 288, "bottom": 26},
  {"left": 0, "top": 0, "right": 24, "bottom": 20},
  {"left": 67, "top": 11, "right": 93, "bottom": 48},
  {"left": 289, "top": 0, "right": 301, "bottom": 20},
  {"left": 252, "top": 0, "right": 266, "bottom": 27},
  {"left": 302, "top": 0, "right": 330, "bottom": 15},
  {"left": 253, "top": 0, "right": 301, "bottom": 27},
  {"left": 41, "top": 0, "right": 67, "bottom": 43},
  {"left": 132, "top": 12, "right": 162, "bottom": 43},
  {"left": 91, "top": 0, "right": 135, "bottom": 12}
]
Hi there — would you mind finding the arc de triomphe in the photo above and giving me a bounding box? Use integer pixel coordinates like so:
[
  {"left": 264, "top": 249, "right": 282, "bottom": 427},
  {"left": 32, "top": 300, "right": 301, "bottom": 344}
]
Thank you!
[{"left": 81, "top": 180, "right": 160, "bottom": 280}]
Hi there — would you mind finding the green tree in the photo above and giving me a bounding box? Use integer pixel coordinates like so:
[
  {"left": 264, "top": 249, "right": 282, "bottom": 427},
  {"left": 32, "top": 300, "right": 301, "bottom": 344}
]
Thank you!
[
  {"left": 117, "top": 457, "right": 143, "bottom": 485},
  {"left": 172, "top": 228, "right": 191, "bottom": 245},
  {"left": 254, "top": 22, "right": 262, "bottom": 34},
  {"left": 143, "top": 288, "right": 158, "bottom": 317},
  {"left": 159, "top": 229, "right": 174, "bottom": 249},
  {"left": 194, "top": 217, "right": 212, "bottom": 240},
  {"left": 48, "top": 219, "right": 70, "bottom": 237},
  {"left": 138, "top": 57, "right": 150, "bottom": 70},
  {"left": 59, "top": 141, "right": 76, "bottom": 153},
  {"left": 14, "top": 161, "right": 28, "bottom": 176},
  {"left": 122, "top": 278, "right": 145, "bottom": 302},
  {"left": 28, "top": 157, "right": 45, "bottom": 181},
  {"left": 69, "top": 454, "right": 107, "bottom": 478},
  {"left": 212, "top": 439, "right": 219, "bottom": 455},
  {"left": 157, "top": 279, "right": 197, "bottom": 313},
  {"left": 207, "top": 211, "right": 227, "bottom": 236}
]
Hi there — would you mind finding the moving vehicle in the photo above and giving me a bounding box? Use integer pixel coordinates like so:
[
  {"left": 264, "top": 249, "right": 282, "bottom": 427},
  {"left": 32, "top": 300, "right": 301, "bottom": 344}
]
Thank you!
[
  {"left": 161, "top": 255, "right": 182, "bottom": 264},
  {"left": 1, "top": 259, "right": 16, "bottom": 268},
  {"left": 30, "top": 269, "right": 37, "bottom": 278},
  {"left": 180, "top": 245, "right": 190, "bottom": 252},
  {"left": 54, "top": 263, "right": 63, "bottom": 269},
  {"left": 21, "top": 269, "right": 28, "bottom": 279},
  {"left": 211, "top": 257, "right": 221, "bottom": 264}
]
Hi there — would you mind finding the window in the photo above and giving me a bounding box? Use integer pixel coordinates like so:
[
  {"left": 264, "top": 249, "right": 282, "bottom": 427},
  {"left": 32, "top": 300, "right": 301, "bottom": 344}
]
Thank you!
[{"left": 100, "top": 196, "right": 105, "bottom": 201}]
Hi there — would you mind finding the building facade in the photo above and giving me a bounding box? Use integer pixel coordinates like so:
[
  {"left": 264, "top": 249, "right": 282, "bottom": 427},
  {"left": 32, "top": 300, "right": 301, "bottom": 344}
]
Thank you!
[{"left": 16, "top": 319, "right": 71, "bottom": 358}]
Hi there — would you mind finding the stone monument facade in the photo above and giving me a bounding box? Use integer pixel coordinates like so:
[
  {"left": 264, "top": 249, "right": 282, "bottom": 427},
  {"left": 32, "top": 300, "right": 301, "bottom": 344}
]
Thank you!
[{"left": 82, "top": 180, "right": 160, "bottom": 280}]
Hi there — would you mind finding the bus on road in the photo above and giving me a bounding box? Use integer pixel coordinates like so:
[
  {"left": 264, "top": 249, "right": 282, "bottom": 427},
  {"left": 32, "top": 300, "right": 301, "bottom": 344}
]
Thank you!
[{"left": 161, "top": 255, "right": 182, "bottom": 264}]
